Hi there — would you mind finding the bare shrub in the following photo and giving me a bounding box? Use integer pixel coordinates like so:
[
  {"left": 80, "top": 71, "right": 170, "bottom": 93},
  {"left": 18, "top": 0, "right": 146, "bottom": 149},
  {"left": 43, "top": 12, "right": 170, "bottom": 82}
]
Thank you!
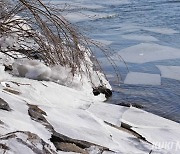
[{"left": 0, "top": 0, "right": 122, "bottom": 86}]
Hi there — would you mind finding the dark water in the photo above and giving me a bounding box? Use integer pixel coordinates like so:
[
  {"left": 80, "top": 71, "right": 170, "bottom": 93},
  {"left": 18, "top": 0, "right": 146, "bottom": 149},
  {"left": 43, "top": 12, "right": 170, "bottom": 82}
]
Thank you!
[{"left": 54, "top": 0, "right": 180, "bottom": 122}]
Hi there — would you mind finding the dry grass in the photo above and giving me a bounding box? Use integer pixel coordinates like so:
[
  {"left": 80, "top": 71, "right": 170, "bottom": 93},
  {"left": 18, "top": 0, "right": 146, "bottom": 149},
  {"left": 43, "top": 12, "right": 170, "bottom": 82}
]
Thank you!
[{"left": 0, "top": 0, "right": 123, "bottom": 86}]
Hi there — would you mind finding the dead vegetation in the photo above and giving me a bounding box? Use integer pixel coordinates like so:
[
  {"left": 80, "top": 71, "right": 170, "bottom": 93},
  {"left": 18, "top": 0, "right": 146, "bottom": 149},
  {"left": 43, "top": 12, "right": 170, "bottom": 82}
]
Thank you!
[{"left": 0, "top": 0, "right": 123, "bottom": 85}]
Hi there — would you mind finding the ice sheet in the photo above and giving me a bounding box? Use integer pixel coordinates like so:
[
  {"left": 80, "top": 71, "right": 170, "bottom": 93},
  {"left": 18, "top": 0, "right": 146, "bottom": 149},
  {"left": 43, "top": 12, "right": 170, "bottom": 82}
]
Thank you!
[
  {"left": 122, "top": 107, "right": 180, "bottom": 154},
  {"left": 156, "top": 65, "right": 180, "bottom": 81},
  {"left": 124, "top": 72, "right": 161, "bottom": 85},
  {"left": 87, "top": 103, "right": 128, "bottom": 127},
  {"left": 116, "top": 23, "right": 178, "bottom": 35},
  {"left": 143, "top": 27, "right": 178, "bottom": 35},
  {"left": 121, "top": 34, "right": 158, "bottom": 42},
  {"left": 116, "top": 43, "right": 180, "bottom": 63}
]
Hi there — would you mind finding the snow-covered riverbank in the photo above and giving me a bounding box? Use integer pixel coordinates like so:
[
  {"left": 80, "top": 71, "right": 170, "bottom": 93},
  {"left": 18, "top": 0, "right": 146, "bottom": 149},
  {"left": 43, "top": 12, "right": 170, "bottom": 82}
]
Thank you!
[
  {"left": 0, "top": 61, "right": 180, "bottom": 154},
  {"left": 1, "top": 1, "right": 180, "bottom": 153}
]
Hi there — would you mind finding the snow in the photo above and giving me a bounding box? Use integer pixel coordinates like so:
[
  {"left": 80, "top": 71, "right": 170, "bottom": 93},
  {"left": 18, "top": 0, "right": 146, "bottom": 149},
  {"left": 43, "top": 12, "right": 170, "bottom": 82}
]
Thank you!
[
  {"left": 121, "top": 34, "right": 159, "bottom": 42},
  {"left": 124, "top": 72, "right": 161, "bottom": 85},
  {"left": 0, "top": 66, "right": 11, "bottom": 82},
  {"left": 156, "top": 65, "right": 180, "bottom": 81},
  {"left": 0, "top": 66, "right": 180, "bottom": 153},
  {"left": 40, "top": 105, "right": 116, "bottom": 149},
  {"left": 115, "top": 43, "right": 180, "bottom": 64},
  {"left": 1, "top": 4, "right": 180, "bottom": 154},
  {"left": 121, "top": 107, "right": 180, "bottom": 154},
  {"left": 13, "top": 60, "right": 51, "bottom": 81},
  {"left": 11, "top": 55, "right": 111, "bottom": 91},
  {"left": 87, "top": 103, "right": 128, "bottom": 127}
]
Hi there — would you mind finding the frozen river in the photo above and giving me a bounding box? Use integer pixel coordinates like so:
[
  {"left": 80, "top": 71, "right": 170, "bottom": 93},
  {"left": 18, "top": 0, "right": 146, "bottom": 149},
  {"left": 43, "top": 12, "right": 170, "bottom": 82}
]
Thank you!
[{"left": 51, "top": 0, "right": 180, "bottom": 122}]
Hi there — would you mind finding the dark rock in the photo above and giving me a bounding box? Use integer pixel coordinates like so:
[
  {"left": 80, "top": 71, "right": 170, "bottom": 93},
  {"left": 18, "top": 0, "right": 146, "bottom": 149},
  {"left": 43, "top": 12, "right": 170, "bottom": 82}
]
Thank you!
[
  {"left": 10, "top": 81, "right": 31, "bottom": 86},
  {"left": 5, "top": 83, "right": 10, "bottom": 87},
  {"left": 3, "top": 64, "right": 13, "bottom": 71},
  {"left": 27, "top": 104, "right": 47, "bottom": 116},
  {"left": 27, "top": 105, "right": 110, "bottom": 153},
  {"left": 92, "top": 89, "right": 100, "bottom": 96},
  {"left": 0, "top": 98, "right": 11, "bottom": 111},
  {"left": 0, "top": 143, "right": 10, "bottom": 150},
  {"left": 0, "top": 131, "right": 56, "bottom": 154},
  {"left": 54, "top": 142, "right": 88, "bottom": 154},
  {"left": 28, "top": 105, "right": 48, "bottom": 123},
  {"left": 30, "top": 51, "right": 43, "bottom": 60},
  {"left": 27, "top": 104, "right": 53, "bottom": 131},
  {"left": 132, "top": 103, "right": 144, "bottom": 109},
  {"left": 3, "top": 88, "right": 21, "bottom": 95},
  {"left": 50, "top": 131, "right": 110, "bottom": 152},
  {"left": 117, "top": 102, "right": 130, "bottom": 108},
  {"left": 121, "top": 122, "right": 152, "bottom": 144},
  {"left": 93, "top": 86, "right": 112, "bottom": 98},
  {"left": 117, "top": 102, "right": 144, "bottom": 109}
]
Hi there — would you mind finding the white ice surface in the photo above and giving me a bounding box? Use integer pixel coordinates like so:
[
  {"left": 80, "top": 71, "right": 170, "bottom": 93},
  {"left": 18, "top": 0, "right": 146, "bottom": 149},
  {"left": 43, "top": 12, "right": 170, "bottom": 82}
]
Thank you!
[
  {"left": 0, "top": 55, "right": 179, "bottom": 154},
  {"left": 124, "top": 72, "right": 161, "bottom": 85},
  {"left": 143, "top": 27, "right": 178, "bottom": 35},
  {"left": 117, "top": 23, "right": 178, "bottom": 35},
  {"left": 115, "top": 43, "right": 180, "bottom": 63},
  {"left": 87, "top": 103, "right": 128, "bottom": 127},
  {"left": 0, "top": 76, "right": 178, "bottom": 153},
  {"left": 122, "top": 107, "right": 180, "bottom": 154},
  {"left": 156, "top": 65, "right": 180, "bottom": 81}
]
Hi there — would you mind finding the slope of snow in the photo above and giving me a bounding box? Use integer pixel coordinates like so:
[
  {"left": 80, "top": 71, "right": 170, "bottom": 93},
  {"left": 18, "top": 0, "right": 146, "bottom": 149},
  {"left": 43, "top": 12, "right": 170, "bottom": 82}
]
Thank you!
[
  {"left": 1, "top": 62, "right": 179, "bottom": 153},
  {"left": 0, "top": 48, "right": 180, "bottom": 154},
  {"left": 0, "top": 81, "right": 178, "bottom": 153},
  {"left": 87, "top": 103, "right": 128, "bottom": 127},
  {"left": 122, "top": 107, "right": 180, "bottom": 154}
]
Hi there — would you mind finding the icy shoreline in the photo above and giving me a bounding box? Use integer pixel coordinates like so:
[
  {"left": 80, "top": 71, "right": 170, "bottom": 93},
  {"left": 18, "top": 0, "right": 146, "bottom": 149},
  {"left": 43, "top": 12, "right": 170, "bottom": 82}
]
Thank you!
[
  {"left": 1, "top": 1, "right": 180, "bottom": 153},
  {"left": 0, "top": 67, "right": 180, "bottom": 154}
]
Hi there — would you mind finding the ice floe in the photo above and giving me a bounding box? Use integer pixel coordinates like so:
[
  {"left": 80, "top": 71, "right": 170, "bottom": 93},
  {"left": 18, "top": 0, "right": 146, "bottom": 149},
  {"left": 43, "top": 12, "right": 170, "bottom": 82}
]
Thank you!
[
  {"left": 117, "top": 23, "right": 178, "bottom": 35},
  {"left": 121, "top": 34, "right": 159, "bottom": 42},
  {"left": 124, "top": 72, "right": 161, "bottom": 85},
  {"left": 116, "top": 43, "right": 180, "bottom": 63},
  {"left": 156, "top": 65, "right": 180, "bottom": 81},
  {"left": 122, "top": 107, "right": 180, "bottom": 154},
  {"left": 143, "top": 27, "right": 179, "bottom": 35}
]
